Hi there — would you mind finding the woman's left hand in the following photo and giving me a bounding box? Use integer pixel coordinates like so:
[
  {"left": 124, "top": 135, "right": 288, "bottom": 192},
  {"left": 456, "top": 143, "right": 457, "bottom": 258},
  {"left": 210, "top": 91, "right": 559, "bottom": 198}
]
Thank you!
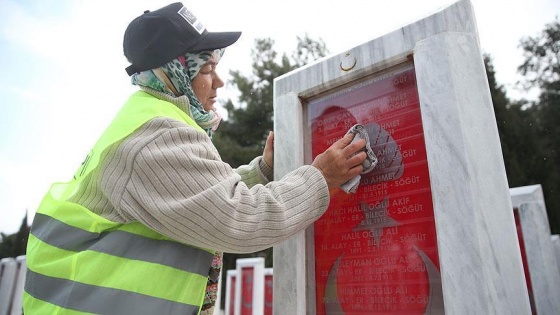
[{"left": 263, "top": 131, "right": 274, "bottom": 168}]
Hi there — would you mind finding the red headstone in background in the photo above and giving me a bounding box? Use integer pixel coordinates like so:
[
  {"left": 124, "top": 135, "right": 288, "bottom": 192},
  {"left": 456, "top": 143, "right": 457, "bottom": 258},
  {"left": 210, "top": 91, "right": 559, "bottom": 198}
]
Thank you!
[
  {"left": 264, "top": 271, "right": 273, "bottom": 315},
  {"left": 240, "top": 266, "right": 255, "bottom": 315}
]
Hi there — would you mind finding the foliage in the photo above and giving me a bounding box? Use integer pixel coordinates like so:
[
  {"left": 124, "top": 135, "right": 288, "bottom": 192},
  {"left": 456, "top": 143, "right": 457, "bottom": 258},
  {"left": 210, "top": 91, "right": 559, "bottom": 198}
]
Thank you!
[
  {"left": 0, "top": 213, "right": 29, "bottom": 259},
  {"left": 518, "top": 18, "right": 560, "bottom": 90},
  {"left": 518, "top": 18, "right": 560, "bottom": 234},
  {"left": 489, "top": 17, "right": 560, "bottom": 234},
  {"left": 213, "top": 35, "right": 328, "bottom": 167},
  {"left": 486, "top": 56, "right": 544, "bottom": 186}
]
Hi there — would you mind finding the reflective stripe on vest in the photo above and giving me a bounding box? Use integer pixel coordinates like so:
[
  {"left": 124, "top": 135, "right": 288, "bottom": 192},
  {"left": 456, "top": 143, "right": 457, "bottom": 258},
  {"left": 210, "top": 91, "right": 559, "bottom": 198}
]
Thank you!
[{"left": 24, "top": 91, "right": 212, "bottom": 315}]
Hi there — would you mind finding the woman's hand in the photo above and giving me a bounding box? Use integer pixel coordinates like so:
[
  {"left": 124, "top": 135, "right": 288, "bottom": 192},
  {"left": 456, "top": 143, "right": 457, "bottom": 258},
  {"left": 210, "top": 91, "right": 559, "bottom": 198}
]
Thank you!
[
  {"left": 311, "top": 133, "right": 366, "bottom": 189},
  {"left": 263, "top": 131, "right": 274, "bottom": 168}
]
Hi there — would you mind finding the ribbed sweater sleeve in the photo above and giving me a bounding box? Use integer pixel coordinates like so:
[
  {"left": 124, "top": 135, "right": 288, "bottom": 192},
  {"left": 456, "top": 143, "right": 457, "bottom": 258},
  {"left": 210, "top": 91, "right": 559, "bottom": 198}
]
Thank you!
[
  {"left": 235, "top": 156, "right": 273, "bottom": 188},
  {"left": 106, "top": 118, "right": 329, "bottom": 253}
]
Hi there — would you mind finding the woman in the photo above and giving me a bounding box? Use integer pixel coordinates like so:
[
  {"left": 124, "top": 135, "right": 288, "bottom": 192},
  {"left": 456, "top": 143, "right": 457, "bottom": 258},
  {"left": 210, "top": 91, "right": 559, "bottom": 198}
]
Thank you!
[{"left": 24, "top": 3, "right": 367, "bottom": 314}]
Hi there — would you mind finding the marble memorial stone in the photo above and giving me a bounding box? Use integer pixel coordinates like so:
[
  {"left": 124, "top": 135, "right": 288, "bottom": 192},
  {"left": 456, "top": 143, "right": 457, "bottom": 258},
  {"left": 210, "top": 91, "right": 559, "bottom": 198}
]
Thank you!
[
  {"left": 0, "top": 258, "right": 18, "bottom": 315},
  {"left": 510, "top": 185, "right": 560, "bottom": 314},
  {"left": 273, "top": 0, "right": 530, "bottom": 314},
  {"left": 552, "top": 235, "right": 560, "bottom": 274},
  {"left": 11, "top": 256, "right": 26, "bottom": 315},
  {"left": 510, "top": 184, "right": 546, "bottom": 209}
]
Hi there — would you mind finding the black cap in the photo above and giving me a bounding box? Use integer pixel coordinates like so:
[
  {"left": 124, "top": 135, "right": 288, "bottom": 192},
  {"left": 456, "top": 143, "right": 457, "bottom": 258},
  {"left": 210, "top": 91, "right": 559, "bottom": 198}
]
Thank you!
[{"left": 123, "top": 2, "right": 241, "bottom": 76}]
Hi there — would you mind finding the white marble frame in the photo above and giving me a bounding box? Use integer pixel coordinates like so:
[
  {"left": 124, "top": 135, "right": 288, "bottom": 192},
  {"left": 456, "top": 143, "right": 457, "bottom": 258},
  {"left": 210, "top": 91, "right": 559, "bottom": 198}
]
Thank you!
[
  {"left": 273, "top": 0, "right": 530, "bottom": 313},
  {"left": 552, "top": 235, "right": 560, "bottom": 275}
]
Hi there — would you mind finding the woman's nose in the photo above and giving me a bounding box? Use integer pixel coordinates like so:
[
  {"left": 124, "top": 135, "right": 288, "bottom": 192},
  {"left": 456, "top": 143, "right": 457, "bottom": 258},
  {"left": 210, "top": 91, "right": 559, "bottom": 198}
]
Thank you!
[{"left": 213, "top": 72, "right": 225, "bottom": 88}]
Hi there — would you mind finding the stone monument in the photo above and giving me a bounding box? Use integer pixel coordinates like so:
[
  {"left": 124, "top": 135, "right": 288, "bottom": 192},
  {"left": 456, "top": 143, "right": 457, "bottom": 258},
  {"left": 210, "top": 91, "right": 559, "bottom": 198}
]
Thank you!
[
  {"left": 552, "top": 235, "right": 560, "bottom": 274},
  {"left": 510, "top": 185, "right": 560, "bottom": 314},
  {"left": 273, "top": 0, "right": 531, "bottom": 313}
]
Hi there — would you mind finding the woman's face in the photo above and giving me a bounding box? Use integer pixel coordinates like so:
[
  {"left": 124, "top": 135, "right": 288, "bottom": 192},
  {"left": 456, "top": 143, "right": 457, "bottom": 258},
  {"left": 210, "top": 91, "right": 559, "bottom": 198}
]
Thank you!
[{"left": 192, "top": 55, "right": 224, "bottom": 111}]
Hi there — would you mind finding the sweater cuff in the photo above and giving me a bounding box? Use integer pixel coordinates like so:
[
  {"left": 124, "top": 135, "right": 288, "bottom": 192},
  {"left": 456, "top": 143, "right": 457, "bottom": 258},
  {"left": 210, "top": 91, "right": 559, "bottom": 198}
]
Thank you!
[{"left": 258, "top": 156, "right": 274, "bottom": 182}]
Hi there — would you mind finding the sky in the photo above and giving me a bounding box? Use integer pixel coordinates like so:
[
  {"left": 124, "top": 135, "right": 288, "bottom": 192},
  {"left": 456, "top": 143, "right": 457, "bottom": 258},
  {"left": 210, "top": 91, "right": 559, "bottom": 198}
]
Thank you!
[{"left": 0, "top": 0, "right": 559, "bottom": 235}]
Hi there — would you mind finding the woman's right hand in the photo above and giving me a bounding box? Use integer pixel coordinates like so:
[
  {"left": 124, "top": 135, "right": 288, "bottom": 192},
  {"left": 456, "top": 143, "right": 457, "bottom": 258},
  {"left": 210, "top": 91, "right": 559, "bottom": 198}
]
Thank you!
[{"left": 311, "top": 133, "right": 367, "bottom": 189}]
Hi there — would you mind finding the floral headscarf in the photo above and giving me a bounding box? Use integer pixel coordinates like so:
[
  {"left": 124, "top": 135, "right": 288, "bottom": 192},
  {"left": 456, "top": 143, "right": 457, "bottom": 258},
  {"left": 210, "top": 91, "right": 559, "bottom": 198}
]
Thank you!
[{"left": 131, "top": 49, "right": 225, "bottom": 137}]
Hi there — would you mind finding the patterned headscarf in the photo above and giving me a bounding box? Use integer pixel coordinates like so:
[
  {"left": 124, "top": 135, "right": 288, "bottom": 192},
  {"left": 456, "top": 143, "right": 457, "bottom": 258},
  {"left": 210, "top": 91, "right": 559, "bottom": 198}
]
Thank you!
[{"left": 131, "top": 49, "right": 225, "bottom": 137}]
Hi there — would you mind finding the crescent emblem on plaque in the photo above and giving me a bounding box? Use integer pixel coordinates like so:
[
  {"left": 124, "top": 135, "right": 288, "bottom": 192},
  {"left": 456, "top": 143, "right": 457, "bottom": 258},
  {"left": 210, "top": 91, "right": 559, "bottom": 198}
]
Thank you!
[
  {"left": 414, "top": 247, "right": 444, "bottom": 313},
  {"left": 340, "top": 52, "right": 357, "bottom": 71},
  {"left": 324, "top": 255, "right": 345, "bottom": 314}
]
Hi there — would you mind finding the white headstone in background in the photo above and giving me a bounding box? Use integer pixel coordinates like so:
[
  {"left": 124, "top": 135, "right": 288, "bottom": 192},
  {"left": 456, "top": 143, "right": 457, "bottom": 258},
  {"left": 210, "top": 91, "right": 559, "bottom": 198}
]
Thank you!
[
  {"left": 510, "top": 184, "right": 546, "bottom": 208},
  {"left": 510, "top": 185, "right": 560, "bottom": 314},
  {"left": 9, "top": 256, "right": 26, "bottom": 315},
  {"left": 0, "top": 258, "right": 17, "bottom": 315},
  {"left": 273, "top": 0, "right": 530, "bottom": 313},
  {"left": 234, "top": 258, "right": 265, "bottom": 315},
  {"left": 225, "top": 260, "right": 272, "bottom": 315}
]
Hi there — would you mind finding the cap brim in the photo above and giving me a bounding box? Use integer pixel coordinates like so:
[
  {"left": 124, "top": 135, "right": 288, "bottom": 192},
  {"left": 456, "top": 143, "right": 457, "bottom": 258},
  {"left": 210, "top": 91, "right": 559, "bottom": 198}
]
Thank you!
[{"left": 189, "top": 31, "right": 242, "bottom": 52}]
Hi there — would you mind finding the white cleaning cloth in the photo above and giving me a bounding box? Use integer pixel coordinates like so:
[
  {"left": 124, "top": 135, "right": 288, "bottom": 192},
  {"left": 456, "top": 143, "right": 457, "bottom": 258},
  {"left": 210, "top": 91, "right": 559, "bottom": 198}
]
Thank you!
[{"left": 339, "top": 124, "right": 378, "bottom": 193}]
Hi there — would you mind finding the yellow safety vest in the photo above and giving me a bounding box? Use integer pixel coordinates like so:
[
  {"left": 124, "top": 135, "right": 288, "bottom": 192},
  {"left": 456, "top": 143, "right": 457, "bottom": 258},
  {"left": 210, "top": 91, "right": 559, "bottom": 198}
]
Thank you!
[{"left": 24, "top": 91, "right": 214, "bottom": 315}]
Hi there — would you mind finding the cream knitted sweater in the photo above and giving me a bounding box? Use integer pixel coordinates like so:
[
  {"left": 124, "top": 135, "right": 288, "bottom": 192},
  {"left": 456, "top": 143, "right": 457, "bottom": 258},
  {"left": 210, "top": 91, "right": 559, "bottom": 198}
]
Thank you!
[{"left": 69, "top": 96, "right": 330, "bottom": 254}]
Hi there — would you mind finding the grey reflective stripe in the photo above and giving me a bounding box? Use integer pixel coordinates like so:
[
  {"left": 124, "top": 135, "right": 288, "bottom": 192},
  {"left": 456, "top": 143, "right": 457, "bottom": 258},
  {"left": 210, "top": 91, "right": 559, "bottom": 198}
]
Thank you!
[
  {"left": 25, "top": 270, "right": 200, "bottom": 315},
  {"left": 32, "top": 213, "right": 213, "bottom": 276}
]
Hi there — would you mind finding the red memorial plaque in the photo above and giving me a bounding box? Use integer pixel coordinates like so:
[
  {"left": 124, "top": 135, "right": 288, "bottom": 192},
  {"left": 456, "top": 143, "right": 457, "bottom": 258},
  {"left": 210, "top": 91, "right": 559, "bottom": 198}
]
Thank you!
[
  {"left": 240, "top": 266, "right": 254, "bottom": 315},
  {"left": 264, "top": 272, "right": 273, "bottom": 315},
  {"left": 309, "top": 63, "right": 444, "bottom": 314}
]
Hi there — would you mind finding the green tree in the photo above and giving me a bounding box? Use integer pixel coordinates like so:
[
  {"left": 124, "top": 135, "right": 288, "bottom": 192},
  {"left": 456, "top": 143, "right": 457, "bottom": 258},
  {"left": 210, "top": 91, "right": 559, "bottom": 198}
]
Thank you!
[
  {"left": 485, "top": 55, "right": 543, "bottom": 187},
  {"left": 0, "top": 212, "right": 29, "bottom": 259},
  {"left": 517, "top": 17, "right": 560, "bottom": 234},
  {"left": 213, "top": 35, "right": 328, "bottom": 308},
  {"left": 214, "top": 35, "right": 328, "bottom": 167}
]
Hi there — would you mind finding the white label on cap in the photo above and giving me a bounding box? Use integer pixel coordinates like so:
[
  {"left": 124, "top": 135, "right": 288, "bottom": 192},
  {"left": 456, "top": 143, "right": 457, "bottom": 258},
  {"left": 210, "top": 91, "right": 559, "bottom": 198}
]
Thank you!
[{"left": 177, "top": 6, "right": 205, "bottom": 34}]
